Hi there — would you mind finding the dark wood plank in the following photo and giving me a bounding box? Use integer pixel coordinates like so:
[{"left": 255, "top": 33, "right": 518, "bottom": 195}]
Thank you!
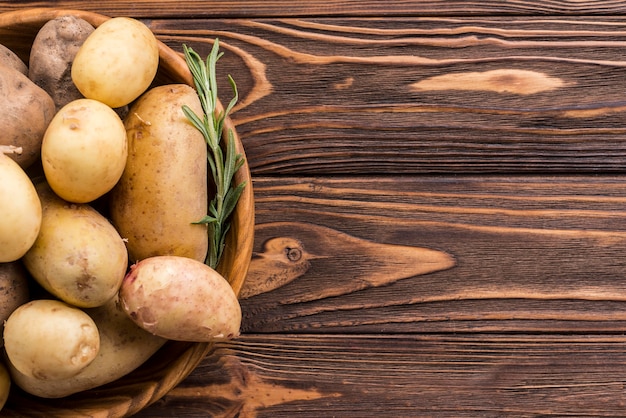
[
  {"left": 3, "top": 1, "right": 626, "bottom": 17},
  {"left": 145, "top": 16, "right": 626, "bottom": 174},
  {"left": 240, "top": 175, "right": 626, "bottom": 333},
  {"left": 138, "top": 334, "right": 626, "bottom": 417},
  {"left": 1, "top": 13, "right": 626, "bottom": 173}
]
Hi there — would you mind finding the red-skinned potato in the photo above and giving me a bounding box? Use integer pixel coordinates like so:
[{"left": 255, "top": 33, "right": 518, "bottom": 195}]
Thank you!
[{"left": 119, "top": 255, "right": 241, "bottom": 342}]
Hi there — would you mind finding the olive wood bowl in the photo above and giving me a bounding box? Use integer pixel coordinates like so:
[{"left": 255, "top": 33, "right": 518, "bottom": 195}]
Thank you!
[{"left": 0, "top": 7, "right": 254, "bottom": 417}]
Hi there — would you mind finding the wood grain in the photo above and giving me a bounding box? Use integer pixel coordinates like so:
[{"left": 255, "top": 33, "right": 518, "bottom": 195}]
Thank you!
[
  {"left": 240, "top": 176, "right": 626, "bottom": 333},
  {"left": 3, "top": 1, "right": 626, "bottom": 17},
  {"left": 1, "top": 10, "right": 625, "bottom": 173},
  {"left": 137, "top": 334, "right": 626, "bottom": 417},
  {"left": 142, "top": 16, "right": 626, "bottom": 174}
]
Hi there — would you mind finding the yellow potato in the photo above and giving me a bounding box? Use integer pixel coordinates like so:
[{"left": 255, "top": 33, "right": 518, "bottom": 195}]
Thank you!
[
  {"left": 4, "top": 299, "right": 100, "bottom": 380},
  {"left": 23, "top": 183, "right": 128, "bottom": 308},
  {"left": 0, "top": 153, "right": 42, "bottom": 262},
  {"left": 7, "top": 296, "right": 166, "bottom": 398},
  {"left": 71, "top": 17, "right": 159, "bottom": 108},
  {"left": 119, "top": 255, "right": 241, "bottom": 342},
  {"left": 41, "top": 98, "right": 127, "bottom": 203},
  {"left": 110, "top": 84, "right": 208, "bottom": 262}
]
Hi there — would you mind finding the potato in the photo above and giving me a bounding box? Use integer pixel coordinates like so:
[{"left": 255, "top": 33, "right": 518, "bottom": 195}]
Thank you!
[
  {"left": 0, "top": 153, "right": 42, "bottom": 262},
  {"left": 0, "top": 42, "right": 27, "bottom": 75},
  {"left": 4, "top": 299, "right": 100, "bottom": 380},
  {"left": 0, "top": 262, "right": 30, "bottom": 343},
  {"left": 0, "top": 361, "right": 9, "bottom": 412},
  {"left": 0, "top": 66, "right": 56, "bottom": 169},
  {"left": 22, "top": 183, "right": 128, "bottom": 308},
  {"left": 41, "top": 98, "right": 127, "bottom": 203},
  {"left": 29, "top": 15, "right": 95, "bottom": 110},
  {"left": 7, "top": 296, "right": 166, "bottom": 398},
  {"left": 119, "top": 255, "right": 241, "bottom": 342},
  {"left": 110, "top": 84, "right": 208, "bottom": 262},
  {"left": 71, "top": 17, "right": 159, "bottom": 108}
]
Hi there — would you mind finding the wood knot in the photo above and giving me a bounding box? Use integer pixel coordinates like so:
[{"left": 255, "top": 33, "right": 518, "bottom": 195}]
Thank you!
[{"left": 285, "top": 247, "right": 302, "bottom": 262}]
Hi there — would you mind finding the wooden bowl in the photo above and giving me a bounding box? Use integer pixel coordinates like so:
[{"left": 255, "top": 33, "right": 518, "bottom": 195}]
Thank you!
[{"left": 0, "top": 7, "right": 254, "bottom": 417}]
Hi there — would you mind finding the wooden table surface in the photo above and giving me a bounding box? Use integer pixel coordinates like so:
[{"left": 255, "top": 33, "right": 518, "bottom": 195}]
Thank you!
[{"left": 5, "top": 1, "right": 626, "bottom": 416}]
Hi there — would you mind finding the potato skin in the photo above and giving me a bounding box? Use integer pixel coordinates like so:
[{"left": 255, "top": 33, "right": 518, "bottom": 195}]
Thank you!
[
  {"left": 42, "top": 98, "right": 128, "bottom": 203},
  {"left": 0, "top": 43, "right": 27, "bottom": 75},
  {"left": 0, "top": 262, "right": 30, "bottom": 344},
  {"left": 29, "top": 15, "right": 95, "bottom": 110},
  {"left": 4, "top": 299, "right": 100, "bottom": 380},
  {"left": 110, "top": 84, "right": 208, "bottom": 263},
  {"left": 0, "top": 154, "right": 42, "bottom": 262},
  {"left": 0, "top": 66, "right": 56, "bottom": 169},
  {"left": 23, "top": 183, "right": 128, "bottom": 308},
  {"left": 71, "top": 17, "right": 158, "bottom": 108},
  {"left": 119, "top": 255, "right": 241, "bottom": 342},
  {"left": 7, "top": 296, "right": 166, "bottom": 398}
]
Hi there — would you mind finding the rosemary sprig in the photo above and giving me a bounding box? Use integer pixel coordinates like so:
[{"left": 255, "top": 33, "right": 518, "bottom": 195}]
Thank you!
[{"left": 182, "top": 39, "right": 246, "bottom": 269}]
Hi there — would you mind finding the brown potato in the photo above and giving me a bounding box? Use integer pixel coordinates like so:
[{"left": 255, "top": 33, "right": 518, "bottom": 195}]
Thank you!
[
  {"left": 0, "top": 262, "right": 30, "bottom": 345},
  {"left": 0, "top": 66, "right": 56, "bottom": 169},
  {"left": 0, "top": 43, "right": 27, "bottom": 75},
  {"left": 0, "top": 361, "right": 9, "bottom": 412},
  {"left": 29, "top": 15, "right": 95, "bottom": 111},
  {"left": 109, "top": 84, "right": 208, "bottom": 263}
]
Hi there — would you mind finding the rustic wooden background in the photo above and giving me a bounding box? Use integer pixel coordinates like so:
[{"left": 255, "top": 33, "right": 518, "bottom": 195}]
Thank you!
[{"left": 5, "top": 1, "right": 626, "bottom": 416}]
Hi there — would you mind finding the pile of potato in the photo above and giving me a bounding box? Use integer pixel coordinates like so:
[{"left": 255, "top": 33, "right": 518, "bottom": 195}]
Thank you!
[{"left": 0, "top": 15, "right": 241, "bottom": 406}]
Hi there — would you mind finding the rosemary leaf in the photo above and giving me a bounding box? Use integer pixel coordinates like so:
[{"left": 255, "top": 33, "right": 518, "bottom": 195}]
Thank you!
[{"left": 183, "top": 39, "right": 246, "bottom": 269}]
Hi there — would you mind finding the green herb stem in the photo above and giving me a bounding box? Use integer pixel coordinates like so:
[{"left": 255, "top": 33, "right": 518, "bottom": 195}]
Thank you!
[{"left": 182, "top": 40, "right": 246, "bottom": 269}]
